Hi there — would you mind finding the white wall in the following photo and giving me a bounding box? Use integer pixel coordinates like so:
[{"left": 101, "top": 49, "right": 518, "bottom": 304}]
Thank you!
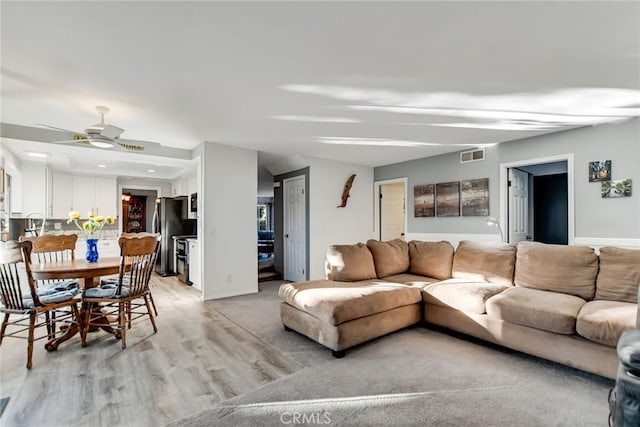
[
  {"left": 117, "top": 178, "right": 171, "bottom": 197},
  {"left": 307, "top": 157, "right": 376, "bottom": 279},
  {"left": 199, "top": 142, "right": 257, "bottom": 300}
]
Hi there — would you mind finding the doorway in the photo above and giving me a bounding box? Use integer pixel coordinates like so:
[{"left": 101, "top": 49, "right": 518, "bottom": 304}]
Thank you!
[
  {"left": 283, "top": 175, "right": 306, "bottom": 282},
  {"left": 375, "top": 178, "right": 407, "bottom": 241},
  {"left": 500, "top": 155, "right": 574, "bottom": 245}
]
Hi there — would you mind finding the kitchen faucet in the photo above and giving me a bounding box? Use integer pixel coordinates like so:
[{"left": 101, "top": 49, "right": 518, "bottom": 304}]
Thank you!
[{"left": 26, "top": 212, "right": 47, "bottom": 236}]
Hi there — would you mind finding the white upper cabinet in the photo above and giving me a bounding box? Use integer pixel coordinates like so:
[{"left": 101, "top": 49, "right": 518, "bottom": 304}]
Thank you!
[
  {"left": 51, "top": 173, "right": 73, "bottom": 218},
  {"left": 20, "top": 162, "right": 49, "bottom": 216},
  {"left": 70, "top": 175, "right": 117, "bottom": 218},
  {"left": 72, "top": 176, "right": 95, "bottom": 217},
  {"left": 94, "top": 177, "right": 117, "bottom": 217}
]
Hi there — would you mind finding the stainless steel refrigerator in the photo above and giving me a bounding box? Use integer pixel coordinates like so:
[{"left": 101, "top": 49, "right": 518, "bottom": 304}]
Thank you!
[{"left": 153, "top": 196, "right": 195, "bottom": 276}]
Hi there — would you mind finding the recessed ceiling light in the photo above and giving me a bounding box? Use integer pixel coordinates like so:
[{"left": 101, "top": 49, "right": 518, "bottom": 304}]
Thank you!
[
  {"left": 26, "top": 151, "right": 49, "bottom": 158},
  {"left": 147, "top": 169, "right": 156, "bottom": 173},
  {"left": 97, "top": 164, "right": 107, "bottom": 168}
]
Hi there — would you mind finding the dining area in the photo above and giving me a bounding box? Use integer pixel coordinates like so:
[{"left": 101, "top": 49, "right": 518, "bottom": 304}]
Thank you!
[{"left": 0, "top": 233, "right": 160, "bottom": 369}]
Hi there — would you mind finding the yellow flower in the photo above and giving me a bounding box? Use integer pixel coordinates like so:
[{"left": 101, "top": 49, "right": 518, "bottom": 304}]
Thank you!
[{"left": 67, "top": 210, "right": 117, "bottom": 237}]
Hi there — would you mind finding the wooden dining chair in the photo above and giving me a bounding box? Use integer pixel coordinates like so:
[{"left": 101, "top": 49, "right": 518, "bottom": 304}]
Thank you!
[
  {"left": 80, "top": 235, "right": 159, "bottom": 349},
  {"left": 0, "top": 241, "right": 80, "bottom": 368},
  {"left": 20, "top": 234, "right": 78, "bottom": 264},
  {"left": 20, "top": 234, "right": 80, "bottom": 338},
  {"left": 101, "top": 232, "right": 160, "bottom": 316}
]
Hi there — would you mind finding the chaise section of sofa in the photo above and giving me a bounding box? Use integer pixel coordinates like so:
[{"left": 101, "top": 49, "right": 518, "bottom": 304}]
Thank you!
[
  {"left": 281, "top": 240, "right": 433, "bottom": 357},
  {"left": 279, "top": 279, "right": 422, "bottom": 356}
]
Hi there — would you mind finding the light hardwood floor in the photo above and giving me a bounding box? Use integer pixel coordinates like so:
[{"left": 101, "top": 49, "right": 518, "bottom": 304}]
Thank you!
[{"left": 0, "top": 275, "right": 300, "bottom": 426}]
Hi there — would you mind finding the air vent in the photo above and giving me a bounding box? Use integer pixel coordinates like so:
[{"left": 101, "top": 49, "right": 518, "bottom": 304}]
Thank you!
[{"left": 460, "top": 148, "right": 485, "bottom": 164}]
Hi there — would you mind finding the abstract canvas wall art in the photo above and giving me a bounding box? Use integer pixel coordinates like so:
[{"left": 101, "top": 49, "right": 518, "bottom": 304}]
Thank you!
[
  {"left": 436, "top": 181, "right": 460, "bottom": 217},
  {"left": 414, "top": 184, "right": 435, "bottom": 217},
  {"left": 461, "top": 178, "right": 489, "bottom": 216}
]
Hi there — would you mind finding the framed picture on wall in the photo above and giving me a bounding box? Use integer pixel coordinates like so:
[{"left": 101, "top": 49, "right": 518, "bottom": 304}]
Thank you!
[
  {"left": 461, "top": 178, "right": 489, "bottom": 216},
  {"left": 602, "top": 179, "right": 632, "bottom": 198},
  {"left": 414, "top": 184, "right": 435, "bottom": 217},
  {"left": 589, "top": 160, "right": 611, "bottom": 182},
  {"left": 436, "top": 181, "right": 460, "bottom": 217}
]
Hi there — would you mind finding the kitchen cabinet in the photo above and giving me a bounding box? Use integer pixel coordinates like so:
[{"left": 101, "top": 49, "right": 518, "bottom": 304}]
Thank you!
[
  {"left": 72, "top": 176, "right": 117, "bottom": 218},
  {"left": 94, "top": 177, "right": 117, "bottom": 216},
  {"left": 51, "top": 173, "right": 74, "bottom": 218},
  {"left": 188, "top": 239, "right": 200, "bottom": 290},
  {"left": 172, "top": 174, "right": 196, "bottom": 197},
  {"left": 20, "top": 162, "right": 49, "bottom": 216}
]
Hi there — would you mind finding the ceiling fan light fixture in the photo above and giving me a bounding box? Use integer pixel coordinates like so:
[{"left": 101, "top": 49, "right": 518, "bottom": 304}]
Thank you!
[{"left": 89, "top": 139, "right": 114, "bottom": 149}]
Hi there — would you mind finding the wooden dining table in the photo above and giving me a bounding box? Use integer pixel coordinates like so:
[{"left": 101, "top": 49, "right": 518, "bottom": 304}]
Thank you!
[{"left": 31, "top": 257, "right": 123, "bottom": 350}]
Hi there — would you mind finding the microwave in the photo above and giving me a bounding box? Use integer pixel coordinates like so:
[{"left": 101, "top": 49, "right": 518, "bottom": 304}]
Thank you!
[{"left": 189, "top": 193, "right": 197, "bottom": 218}]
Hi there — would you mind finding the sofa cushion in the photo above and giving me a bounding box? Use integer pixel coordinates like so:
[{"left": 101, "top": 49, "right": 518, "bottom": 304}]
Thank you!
[
  {"left": 380, "top": 273, "right": 438, "bottom": 288},
  {"left": 325, "top": 243, "right": 377, "bottom": 282},
  {"left": 366, "top": 239, "right": 410, "bottom": 278},
  {"left": 423, "top": 278, "right": 510, "bottom": 314},
  {"left": 515, "top": 241, "right": 598, "bottom": 300},
  {"left": 278, "top": 280, "right": 421, "bottom": 326},
  {"left": 486, "top": 287, "right": 586, "bottom": 334},
  {"left": 595, "top": 247, "right": 640, "bottom": 303},
  {"left": 452, "top": 241, "right": 516, "bottom": 286},
  {"left": 408, "top": 240, "right": 454, "bottom": 280},
  {"left": 576, "top": 300, "right": 637, "bottom": 347}
]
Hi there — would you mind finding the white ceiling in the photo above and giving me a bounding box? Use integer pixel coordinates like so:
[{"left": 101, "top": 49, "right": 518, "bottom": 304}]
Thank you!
[{"left": 1, "top": 1, "right": 639, "bottom": 178}]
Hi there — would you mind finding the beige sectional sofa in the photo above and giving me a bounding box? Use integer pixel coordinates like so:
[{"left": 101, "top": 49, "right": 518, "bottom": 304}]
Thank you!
[{"left": 279, "top": 239, "right": 640, "bottom": 379}]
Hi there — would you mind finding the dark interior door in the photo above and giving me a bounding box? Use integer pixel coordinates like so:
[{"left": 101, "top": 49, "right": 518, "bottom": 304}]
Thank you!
[{"left": 534, "top": 173, "right": 568, "bottom": 244}]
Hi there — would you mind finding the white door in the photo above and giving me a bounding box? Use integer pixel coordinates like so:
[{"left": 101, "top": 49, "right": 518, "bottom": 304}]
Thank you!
[
  {"left": 380, "top": 182, "right": 406, "bottom": 241},
  {"left": 508, "top": 168, "right": 529, "bottom": 244},
  {"left": 284, "top": 176, "right": 306, "bottom": 282}
]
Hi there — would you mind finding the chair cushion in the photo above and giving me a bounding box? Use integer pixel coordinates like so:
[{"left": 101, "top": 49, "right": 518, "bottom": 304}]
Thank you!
[
  {"left": 100, "top": 276, "right": 131, "bottom": 287},
  {"left": 452, "top": 241, "right": 516, "bottom": 286},
  {"left": 366, "top": 239, "right": 409, "bottom": 278},
  {"left": 595, "top": 247, "right": 640, "bottom": 303},
  {"left": 85, "top": 284, "right": 130, "bottom": 298},
  {"left": 325, "top": 243, "right": 377, "bottom": 282},
  {"left": 423, "top": 278, "right": 510, "bottom": 314},
  {"left": 576, "top": 300, "right": 637, "bottom": 347},
  {"left": 380, "top": 273, "right": 438, "bottom": 288},
  {"left": 36, "top": 280, "right": 79, "bottom": 296},
  {"left": 23, "top": 290, "right": 78, "bottom": 308},
  {"left": 486, "top": 287, "right": 586, "bottom": 334},
  {"left": 279, "top": 280, "right": 421, "bottom": 326},
  {"left": 515, "top": 241, "right": 598, "bottom": 300},
  {"left": 408, "top": 240, "right": 454, "bottom": 280}
]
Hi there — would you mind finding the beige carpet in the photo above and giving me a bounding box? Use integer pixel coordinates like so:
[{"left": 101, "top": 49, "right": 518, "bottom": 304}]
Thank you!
[{"left": 171, "top": 281, "right": 615, "bottom": 426}]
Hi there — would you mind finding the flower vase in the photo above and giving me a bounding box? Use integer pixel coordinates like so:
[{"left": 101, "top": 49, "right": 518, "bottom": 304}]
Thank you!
[{"left": 86, "top": 238, "right": 99, "bottom": 263}]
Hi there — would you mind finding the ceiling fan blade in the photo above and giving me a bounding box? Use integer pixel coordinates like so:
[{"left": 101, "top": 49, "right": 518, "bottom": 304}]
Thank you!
[
  {"left": 35, "top": 124, "right": 78, "bottom": 134},
  {"left": 49, "top": 139, "right": 80, "bottom": 144},
  {"left": 100, "top": 124, "right": 124, "bottom": 140}
]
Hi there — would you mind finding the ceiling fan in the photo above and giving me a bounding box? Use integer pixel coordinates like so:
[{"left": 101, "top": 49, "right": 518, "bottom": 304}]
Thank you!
[{"left": 37, "top": 105, "right": 126, "bottom": 149}]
